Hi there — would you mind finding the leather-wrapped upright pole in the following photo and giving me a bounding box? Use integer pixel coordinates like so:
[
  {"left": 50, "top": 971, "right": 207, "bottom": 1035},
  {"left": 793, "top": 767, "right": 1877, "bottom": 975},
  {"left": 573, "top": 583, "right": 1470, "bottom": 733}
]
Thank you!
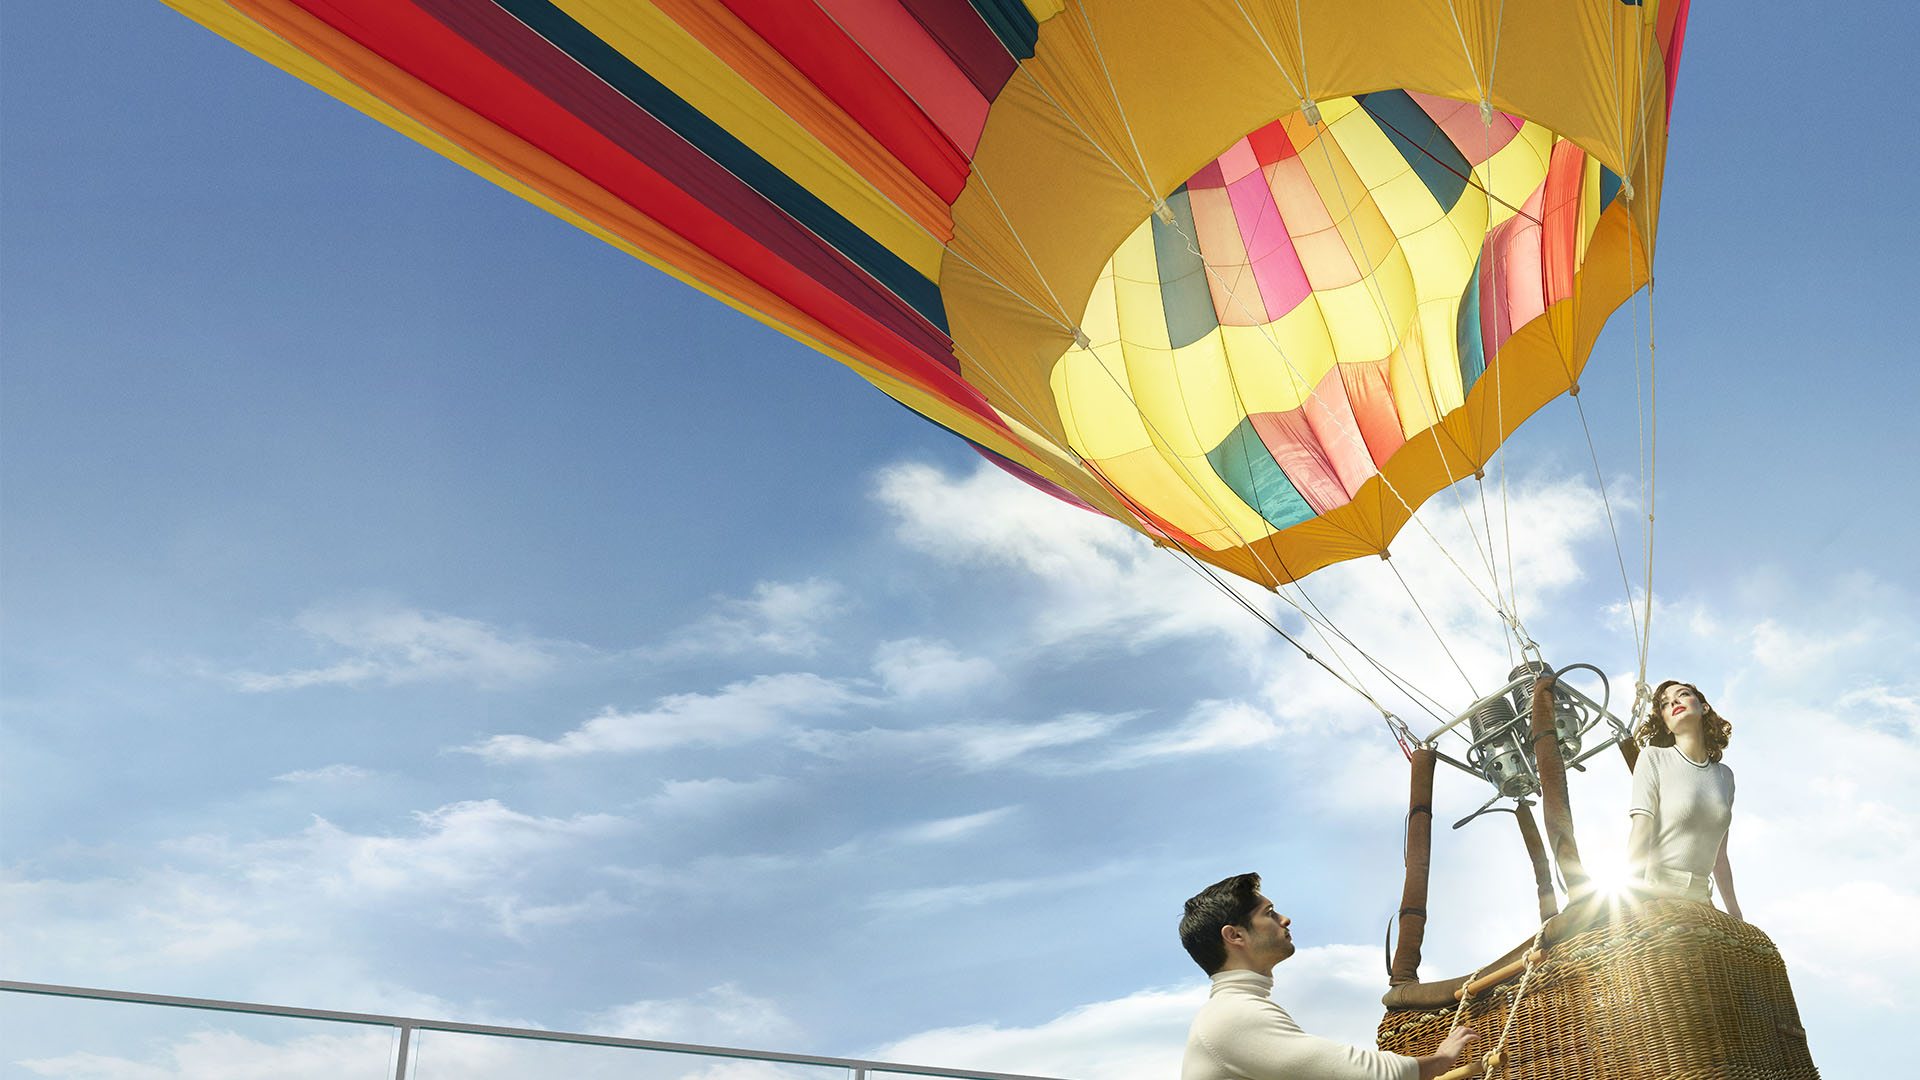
[
  {"left": 1389, "top": 747, "right": 1437, "bottom": 985},
  {"left": 1514, "top": 800, "right": 1558, "bottom": 922},
  {"left": 1529, "top": 675, "right": 1589, "bottom": 897}
]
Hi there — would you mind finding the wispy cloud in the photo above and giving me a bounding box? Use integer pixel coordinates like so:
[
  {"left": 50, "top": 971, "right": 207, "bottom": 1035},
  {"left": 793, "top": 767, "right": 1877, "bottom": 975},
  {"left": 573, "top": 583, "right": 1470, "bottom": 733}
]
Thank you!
[
  {"left": 872, "top": 637, "right": 997, "bottom": 699},
  {"left": 650, "top": 579, "right": 845, "bottom": 660},
  {"left": 272, "top": 763, "right": 370, "bottom": 784},
  {"left": 585, "top": 984, "right": 805, "bottom": 1046},
  {"left": 887, "top": 806, "right": 1018, "bottom": 845},
  {"left": 873, "top": 461, "right": 1618, "bottom": 733},
  {"left": 460, "top": 673, "right": 862, "bottom": 762},
  {"left": 1093, "top": 699, "right": 1284, "bottom": 768},
  {"left": 176, "top": 799, "right": 627, "bottom": 899},
  {"left": 646, "top": 776, "right": 792, "bottom": 816},
  {"left": 796, "top": 700, "right": 1287, "bottom": 777},
  {"left": 868, "top": 863, "right": 1131, "bottom": 915},
  {"left": 1835, "top": 685, "right": 1920, "bottom": 736},
  {"left": 225, "top": 604, "right": 570, "bottom": 691},
  {"left": 793, "top": 711, "right": 1132, "bottom": 771},
  {"left": 0, "top": 800, "right": 632, "bottom": 995},
  {"left": 16, "top": 1028, "right": 397, "bottom": 1080},
  {"left": 870, "top": 983, "right": 1201, "bottom": 1080}
]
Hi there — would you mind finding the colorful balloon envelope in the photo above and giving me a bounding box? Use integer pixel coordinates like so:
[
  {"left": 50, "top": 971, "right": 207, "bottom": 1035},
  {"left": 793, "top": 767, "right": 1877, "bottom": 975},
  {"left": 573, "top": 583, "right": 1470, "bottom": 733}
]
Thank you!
[{"left": 164, "top": 0, "right": 1689, "bottom": 587}]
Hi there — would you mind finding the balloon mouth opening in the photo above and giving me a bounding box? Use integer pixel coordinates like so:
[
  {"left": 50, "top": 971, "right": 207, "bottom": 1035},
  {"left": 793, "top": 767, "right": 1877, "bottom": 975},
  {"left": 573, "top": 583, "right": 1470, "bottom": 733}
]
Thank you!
[{"left": 1047, "top": 91, "right": 1624, "bottom": 558}]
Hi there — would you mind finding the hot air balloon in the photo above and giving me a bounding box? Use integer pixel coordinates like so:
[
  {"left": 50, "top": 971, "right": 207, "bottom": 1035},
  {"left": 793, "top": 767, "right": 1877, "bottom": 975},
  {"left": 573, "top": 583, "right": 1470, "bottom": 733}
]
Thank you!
[{"left": 153, "top": 2, "right": 1818, "bottom": 1075}]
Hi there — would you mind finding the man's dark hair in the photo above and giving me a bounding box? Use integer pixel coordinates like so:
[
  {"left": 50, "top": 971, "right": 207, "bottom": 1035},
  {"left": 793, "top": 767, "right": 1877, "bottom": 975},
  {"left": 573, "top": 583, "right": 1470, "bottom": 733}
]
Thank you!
[{"left": 1179, "top": 872, "right": 1262, "bottom": 975}]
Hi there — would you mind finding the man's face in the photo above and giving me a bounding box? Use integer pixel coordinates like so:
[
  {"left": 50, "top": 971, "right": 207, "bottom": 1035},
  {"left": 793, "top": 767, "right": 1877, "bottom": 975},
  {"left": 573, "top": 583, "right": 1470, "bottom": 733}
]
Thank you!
[{"left": 1237, "top": 892, "right": 1295, "bottom": 966}]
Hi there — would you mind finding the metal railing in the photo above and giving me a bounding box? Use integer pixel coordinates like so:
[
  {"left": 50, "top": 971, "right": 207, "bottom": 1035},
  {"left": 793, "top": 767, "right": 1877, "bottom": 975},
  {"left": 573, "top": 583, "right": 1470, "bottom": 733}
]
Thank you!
[{"left": 1, "top": 980, "right": 1074, "bottom": 1080}]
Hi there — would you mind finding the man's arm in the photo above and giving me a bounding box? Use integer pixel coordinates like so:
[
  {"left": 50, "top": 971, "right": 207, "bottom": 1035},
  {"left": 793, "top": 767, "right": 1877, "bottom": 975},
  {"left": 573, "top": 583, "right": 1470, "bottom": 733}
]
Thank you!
[{"left": 1415, "top": 1027, "right": 1478, "bottom": 1080}]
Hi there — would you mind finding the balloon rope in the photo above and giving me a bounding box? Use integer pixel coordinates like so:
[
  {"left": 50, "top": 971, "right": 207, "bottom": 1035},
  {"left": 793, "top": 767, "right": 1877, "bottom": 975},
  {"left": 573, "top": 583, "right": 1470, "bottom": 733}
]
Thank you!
[
  {"left": 968, "top": 169, "right": 1078, "bottom": 329},
  {"left": 972, "top": 0, "right": 1507, "bottom": 651},
  {"left": 1131, "top": 209, "right": 1477, "bottom": 721},
  {"left": 1155, "top": 201, "right": 1521, "bottom": 711},
  {"left": 1300, "top": 122, "right": 1521, "bottom": 631},
  {"left": 1441, "top": 0, "right": 1486, "bottom": 105},
  {"left": 915, "top": 3, "right": 1510, "bottom": 727},
  {"left": 950, "top": 336, "right": 1451, "bottom": 732},
  {"left": 1237, "top": 13, "right": 1512, "bottom": 628},
  {"left": 1486, "top": 0, "right": 1511, "bottom": 104},
  {"left": 801, "top": 0, "right": 1142, "bottom": 351},
  {"left": 1480, "top": 6, "right": 1518, "bottom": 669},
  {"left": 1606, "top": 0, "right": 1650, "bottom": 701},
  {"left": 1223, "top": 0, "right": 1304, "bottom": 102},
  {"left": 1008, "top": 61, "right": 1156, "bottom": 206},
  {"left": 1494, "top": 1, "right": 1523, "bottom": 657},
  {"left": 1474, "top": 475, "right": 1514, "bottom": 668},
  {"left": 1571, "top": 393, "right": 1645, "bottom": 663},
  {"left": 1145, "top": 155, "right": 1514, "bottom": 634},
  {"left": 1388, "top": 557, "right": 1480, "bottom": 698},
  {"left": 1069, "top": 1, "right": 1158, "bottom": 201},
  {"left": 1633, "top": 14, "right": 1660, "bottom": 697}
]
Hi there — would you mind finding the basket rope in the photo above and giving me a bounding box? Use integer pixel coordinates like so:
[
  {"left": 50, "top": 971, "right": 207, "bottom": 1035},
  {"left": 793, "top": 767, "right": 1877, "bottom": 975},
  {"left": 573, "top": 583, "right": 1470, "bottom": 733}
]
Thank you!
[{"left": 1482, "top": 921, "right": 1553, "bottom": 1077}]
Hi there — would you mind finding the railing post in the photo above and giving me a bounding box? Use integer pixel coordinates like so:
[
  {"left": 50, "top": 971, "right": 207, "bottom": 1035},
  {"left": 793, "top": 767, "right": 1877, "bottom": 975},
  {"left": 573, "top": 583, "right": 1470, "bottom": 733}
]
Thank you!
[{"left": 393, "top": 1024, "right": 413, "bottom": 1080}]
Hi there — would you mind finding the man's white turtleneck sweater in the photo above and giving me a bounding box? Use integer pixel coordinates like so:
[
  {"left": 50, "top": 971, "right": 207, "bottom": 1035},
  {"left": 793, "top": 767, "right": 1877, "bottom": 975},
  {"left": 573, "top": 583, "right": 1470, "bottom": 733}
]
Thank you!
[{"left": 1182, "top": 969, "right": 1417, "bottom": 1080}]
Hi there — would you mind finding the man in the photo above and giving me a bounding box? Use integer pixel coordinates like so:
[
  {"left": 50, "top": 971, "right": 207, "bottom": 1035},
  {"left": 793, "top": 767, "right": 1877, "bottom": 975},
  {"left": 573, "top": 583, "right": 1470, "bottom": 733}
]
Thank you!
[{"left": 1180, "top": 873, "right": 1478, "bottom": 1080}]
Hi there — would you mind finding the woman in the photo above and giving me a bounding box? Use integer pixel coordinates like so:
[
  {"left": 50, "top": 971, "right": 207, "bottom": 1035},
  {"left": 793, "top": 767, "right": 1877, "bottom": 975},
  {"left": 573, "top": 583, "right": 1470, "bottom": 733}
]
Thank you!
[{"left": 1627, "top": 680, "right": 1743, "bottom": 918}]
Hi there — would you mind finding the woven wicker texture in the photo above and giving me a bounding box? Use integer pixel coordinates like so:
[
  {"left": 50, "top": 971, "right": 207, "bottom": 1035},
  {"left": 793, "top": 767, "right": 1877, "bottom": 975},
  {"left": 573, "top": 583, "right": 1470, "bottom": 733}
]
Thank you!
[{"left": 1377, "top": 899, "right": 1818, "bottom": 1079}]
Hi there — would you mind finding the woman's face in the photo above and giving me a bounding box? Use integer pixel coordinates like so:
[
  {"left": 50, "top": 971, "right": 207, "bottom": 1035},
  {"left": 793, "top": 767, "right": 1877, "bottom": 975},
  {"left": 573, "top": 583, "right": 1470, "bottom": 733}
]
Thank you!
[{"left": 1658, "top": 683, "right": 1706, "bottom": 732}]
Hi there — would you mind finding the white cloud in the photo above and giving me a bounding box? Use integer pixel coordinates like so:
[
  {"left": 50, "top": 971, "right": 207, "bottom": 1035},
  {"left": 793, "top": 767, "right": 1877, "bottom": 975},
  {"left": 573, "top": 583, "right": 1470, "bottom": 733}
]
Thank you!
[
  {"left": 793, "top": 698, "right": 1294, "bottom": 776},
  {"left": 1835, "top": 684, "right": 1920, "bottom": 737},
  {"left": 1761, "top": 880, "right": 1920, "bottom": 1006},
  {"left": 868, "top": 863, "right": 1131, "bottom": 916},
  {"left": 272, "top": 763, "right": 370, "bottom": 784},
  {"left": 793, "top": 712, "right": 1131, "bottom": 772},
  {"left": 652, "top": 579, "right": 845, "bottom": 659},
  {"left": 873, "top": 983, "right": 1200, "bottom": 1080},
  {"left": 1747, "top": 616, "right": 1869, "bottom": 677},
  {"left": 874, "top": 461, "right": 1268, "bottom": 652},
  {"left": 938, "top": 713, "right": 1132, "bottom": 768},
  {"left": 15, "top": 1029, "right": 396, "bottom": 1080},
  {"left": 189, "top": 799, "right": 626, "bottom": 898},
  {"left": 872, "top": 637, "right": 997, "bottom": 699},
  {"left": 647, "top": 776, "right": 791, "bottom": 816},
  {"left": 874, "top": 461, "right": 1621, "bottom": 736},
  {"left": 888, "top": 806, "right": 1018, "bottom": 845},
  {"left": 460, "top": 673, "right": 862, "bottom": 761},
  {"left": 0, "top": 799, "right": 630, "bottom": 986},
  {"left": 1098, "top": 699, "right": 1283, "bottom": 766},
  {"left": 11, "top": 1023, "right": 809, "bottom": 1080},
  {"left": 225, "top": 605, "right": 568, "bottom": 691},
  {"left": 585, "top": 984, "right": 805, "bottom": 1047}
]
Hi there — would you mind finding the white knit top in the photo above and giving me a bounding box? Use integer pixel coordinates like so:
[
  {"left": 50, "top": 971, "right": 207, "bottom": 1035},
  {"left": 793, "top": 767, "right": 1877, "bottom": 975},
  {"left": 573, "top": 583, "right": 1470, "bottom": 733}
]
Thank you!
[
  {"left": 1629, "top": 744, "right": 1735, "bottom": 899},
  {"left": 1182, "top": 970, "right": 1417, "bottom": 1080}
]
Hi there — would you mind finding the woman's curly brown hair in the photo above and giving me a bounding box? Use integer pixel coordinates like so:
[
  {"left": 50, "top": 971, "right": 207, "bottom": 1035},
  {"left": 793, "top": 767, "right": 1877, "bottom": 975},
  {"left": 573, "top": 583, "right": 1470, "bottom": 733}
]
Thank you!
[{"left": 1634, "top": 679, "right": 1732, "bottom": 763}]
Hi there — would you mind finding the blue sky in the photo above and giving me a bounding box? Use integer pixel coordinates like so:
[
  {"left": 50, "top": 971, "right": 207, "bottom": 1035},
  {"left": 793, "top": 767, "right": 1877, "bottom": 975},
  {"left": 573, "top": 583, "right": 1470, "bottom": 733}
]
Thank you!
[{"left": 3, "top": 2, "right": 1916, "bottom": 1078}]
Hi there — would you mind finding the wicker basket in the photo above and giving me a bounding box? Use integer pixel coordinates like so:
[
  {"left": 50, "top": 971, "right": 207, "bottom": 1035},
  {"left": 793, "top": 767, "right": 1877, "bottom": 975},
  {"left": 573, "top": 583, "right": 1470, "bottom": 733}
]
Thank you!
[{"left": 1377, "top": 898, "right": 1818, "bottom": 1079}]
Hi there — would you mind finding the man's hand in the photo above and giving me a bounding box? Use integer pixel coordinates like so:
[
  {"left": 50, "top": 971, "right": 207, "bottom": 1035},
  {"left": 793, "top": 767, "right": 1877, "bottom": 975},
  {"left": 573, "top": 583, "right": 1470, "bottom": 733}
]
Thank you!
[
  {"left": 1436, "top": 1027, "right": 1478, "bottom": 1062},
  {"left": 1416, "top": 1026, "right": 1480, "bottom": 1080}
]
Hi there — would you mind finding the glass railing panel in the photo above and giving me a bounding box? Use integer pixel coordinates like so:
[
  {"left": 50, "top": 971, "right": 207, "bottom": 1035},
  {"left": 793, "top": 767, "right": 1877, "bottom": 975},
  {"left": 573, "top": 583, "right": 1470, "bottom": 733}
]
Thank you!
[
  {"left": 871, "top": 1067, "right": 1017, "bottom": 1080},
  {"left": 407, "top": 1030, "right": 853, "bottom": 1080},
  {"left": 0, "top": 990, "right": 400, "bottom": 1079}
]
